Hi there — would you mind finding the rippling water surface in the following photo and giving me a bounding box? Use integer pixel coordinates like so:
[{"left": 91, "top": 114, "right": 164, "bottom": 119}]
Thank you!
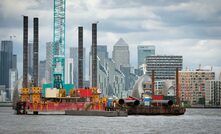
[{"left": 0, "top": 107, "right": 221, "bottom": 134}]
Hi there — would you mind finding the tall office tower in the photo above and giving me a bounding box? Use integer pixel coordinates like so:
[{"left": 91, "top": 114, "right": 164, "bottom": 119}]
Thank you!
[
  {"left": 65, "top": 58, "right": 74, "bottom": 84},
  {"left": 39, "top": 60, "right": 46, "bottom": 85},
  {"left": 0, "top": 40, "right": 13, "bottom": 89},
  {"left": 45, "top": 42, "right": 53, "bottom": 83},
  {"left": 1, "top": 40, "right": 13, "bottom": 68},
  {"left": 180, "top": 69, "right": 215, "bottom": 105},
  {"left": 33, "top": 17, "right": 39, "bottom": 87},
  {"left": 69, "top": 47, "right": 85, "bottom": 88},
  {"left": 146, "top": 56, "right": 183, "bottom": 80},
  {"left": 89, "top": 45, "right": 126, "bottom": 97},
  {"left": 0, "top": 85, "right": 7, "bottom": 102},
  {"left": 92, "top": 23, "right": 97, "bottom": 87},
  {"left": 137, "top": 45, "right": 155, "bottom": 75},
  {"left": 220, "top": 72, "right": 221, "bottom": 81},
  {"left": 97, "top": 45, "right": 108, "bottom": 64},
  {"left": 12, "top": 54, "right": 17, "bottom": 69},
  {"left": 23, "top": 16, "right": 28, "bottom": 88},
  {"left": 78, "top": 26, "right": 83, "bottom": 88},
  {"left": 0, "top": 51, "right": 9, "bottom": 99},
  {"left": 205, "top": 80, "right": 221, "bottom": 106},
  {"left": 112, "top": 38, "right": 130, "bottom": 69},
  {"left": 120, "top": 66, "right": 137, "bottom": 91},
  {"left": 28, "top": 43, "right": 33, "bottom": 76},
  {"left": 9, "top": 69, "right": 18, "bottom": 101},
  {"left": 89, "top": 45, "right": 108, "bottom": 93}
]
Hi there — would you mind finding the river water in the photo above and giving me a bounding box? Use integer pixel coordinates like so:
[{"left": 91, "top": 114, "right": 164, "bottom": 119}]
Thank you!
[{"left": 0, "top": 107, "right": 221, "bottom": 134}]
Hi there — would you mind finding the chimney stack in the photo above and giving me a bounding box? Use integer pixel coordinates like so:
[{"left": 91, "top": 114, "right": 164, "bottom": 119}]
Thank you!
[
  {"left": 78, "top": 26, "right": 83, "bottom": 88},
  {"left": 176, "top": 68, "right": 180, "bottom": 105},
  {"left": 23, "top": 16, "right": 28, "bottom": 88},
  {"left": 33, "top": 17, "right": 39, "bottom": 87},
  {"left": 92, "top": 23, "right": 97, "bottom": 87},
  {"left": 152, "top": 70, "right": 155, "bottom": 96}
]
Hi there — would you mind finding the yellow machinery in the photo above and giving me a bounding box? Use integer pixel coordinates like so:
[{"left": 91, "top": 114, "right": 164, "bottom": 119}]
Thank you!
[
  {"left": 31, "top": 87, "right": 41, "bottom": 111},
  {"left": 20, "top": 88, "right": 30, "bottom": 102},
  {"left": 59, "top": 89, "right": 66, "bottom": 97},
  {"left": 69, "top": 89, "right": 75, "bottom": 97},
  {"left": 31, "top": 87, "right": 41, "bottom": 103}
]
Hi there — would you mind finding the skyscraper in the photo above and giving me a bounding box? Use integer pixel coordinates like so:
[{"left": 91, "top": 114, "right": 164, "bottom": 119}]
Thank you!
[
  {"left": 39, "top": 60, "right": 46, "bottom": 85},
  {"left": 0, "top": 51, "right": 10, "bottom": 88},
  {"left": 9, "top": 68, "right": 18, "bottom": 101},
  {"left": 112, "top": 38, "right": 130, "bottom": 69},
  {"left": 69, "top": 47, "right": 86, "bottom": 88},
  {"left": 220, "top": 72, "right": 221, "bottom": 81},
  {"left": 137, "top": 45, "right": 155, "bottom": 68},
  {"left": 1, "top": 40, "right": 13, "bottom": 68},
  {"left": 146, "top": 56, "right": 183, "bottom": 80},
  {"left": 0, "top": 85, "right": 7, "bottom": 102},
  {"left": 0, "top": 40, "right": 14, "bottom": 99},
  {"left": 97, "top": 45, "right": 108, "bottom": 64},
  {"left": 0, "top": 41, "right": 13, "bottom": 87},
  {"left": 90, "top": 45, "right": 126, "bottom": 97},
  {"left": 65, "top": 58, "right": 74, "bottom": 84},
  {"left": 45, "top": 42, "right": 53, "bottom": 83},
  {"left": 12, "top": 54, "right": 17, "bottom": 69}
]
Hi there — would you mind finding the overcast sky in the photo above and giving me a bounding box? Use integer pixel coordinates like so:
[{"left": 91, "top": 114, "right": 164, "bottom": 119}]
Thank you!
[{"left": 0, "top": 0, "right": 221, "bottom": 80}]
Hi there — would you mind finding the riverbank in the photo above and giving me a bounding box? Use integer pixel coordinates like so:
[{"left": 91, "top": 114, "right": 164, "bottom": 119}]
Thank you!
[
  {"left": 186, "top": 105, "right": 221, "bottom": 109},
  {"left": 0, "top": 102, "right": 12, "bottom": 107}
]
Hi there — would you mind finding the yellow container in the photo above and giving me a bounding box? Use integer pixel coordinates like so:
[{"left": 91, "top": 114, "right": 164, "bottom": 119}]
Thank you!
[
  {"left": 59, "top": 89, "right": 66, "bottom": 97},
  {"left": 32, "top": 87, "right": 41, "bottom": 93},
  {"left": 32, "top": 94, "right": 41, "bottom": 103},
  {"left": 21, "top": 88, "right": 29, "bottom": 94},
  {"left": 21, "top": 94, "right": 29, "bottom": 102},
  {"left": 69, "top": 89, "right": 75, "bottom": 97}
]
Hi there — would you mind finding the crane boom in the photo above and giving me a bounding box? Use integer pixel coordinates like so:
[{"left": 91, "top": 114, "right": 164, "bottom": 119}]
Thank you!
[{"left": 52, "top": 0, "right": 66, "bottom": 89}]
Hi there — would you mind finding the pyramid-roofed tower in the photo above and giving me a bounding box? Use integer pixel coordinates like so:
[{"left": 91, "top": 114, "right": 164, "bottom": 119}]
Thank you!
[
  {"left": 112, "top": 38, "right": 130, "bottom": 69},
  {"left": 114, "top": 38, "right": 128, "bottom": 46}
]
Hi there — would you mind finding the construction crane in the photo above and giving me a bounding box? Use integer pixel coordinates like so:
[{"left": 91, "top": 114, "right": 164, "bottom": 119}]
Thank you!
[
  {"left": 52, "top": 0, "right": 66, "bottom": 89},
  {"left": 16, "top": 0, "right": 106, "bottom": 115}
]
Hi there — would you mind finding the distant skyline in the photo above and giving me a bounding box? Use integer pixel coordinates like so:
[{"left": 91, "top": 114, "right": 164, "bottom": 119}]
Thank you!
[{"left": 0, "top": 0, "right": 221, "bottom": 79}]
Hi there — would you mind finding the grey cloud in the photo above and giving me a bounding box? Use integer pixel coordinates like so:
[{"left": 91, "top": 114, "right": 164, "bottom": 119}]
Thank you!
[
  {"left": 0, "top": 0, "right": 53, "bottom": 29},
  {"left": 0, "top": 0, "right": 221, "bottom": 77},
  {"left": 98, "top": 20, "right": 149, "bottom": 33},
  {"left": 155, "top": 9, "right": 221, "bottom": 27},
  {"left": 93, "top": 0, "right": 221, "bottom": 39},
  {"left": 98, "top": 0, "right": 193, "bottom": 9},
  {"left": 28, "top": 0, "right": 53, "bottom": 10}
]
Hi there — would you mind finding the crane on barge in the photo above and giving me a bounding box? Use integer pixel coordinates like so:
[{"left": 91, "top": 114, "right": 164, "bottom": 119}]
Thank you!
[
  {"left": 16, "top": 0, "right": 185, "bottom": 116},
  {"left": 16, "top": 0, "right": 105, "bottom": 114}
]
